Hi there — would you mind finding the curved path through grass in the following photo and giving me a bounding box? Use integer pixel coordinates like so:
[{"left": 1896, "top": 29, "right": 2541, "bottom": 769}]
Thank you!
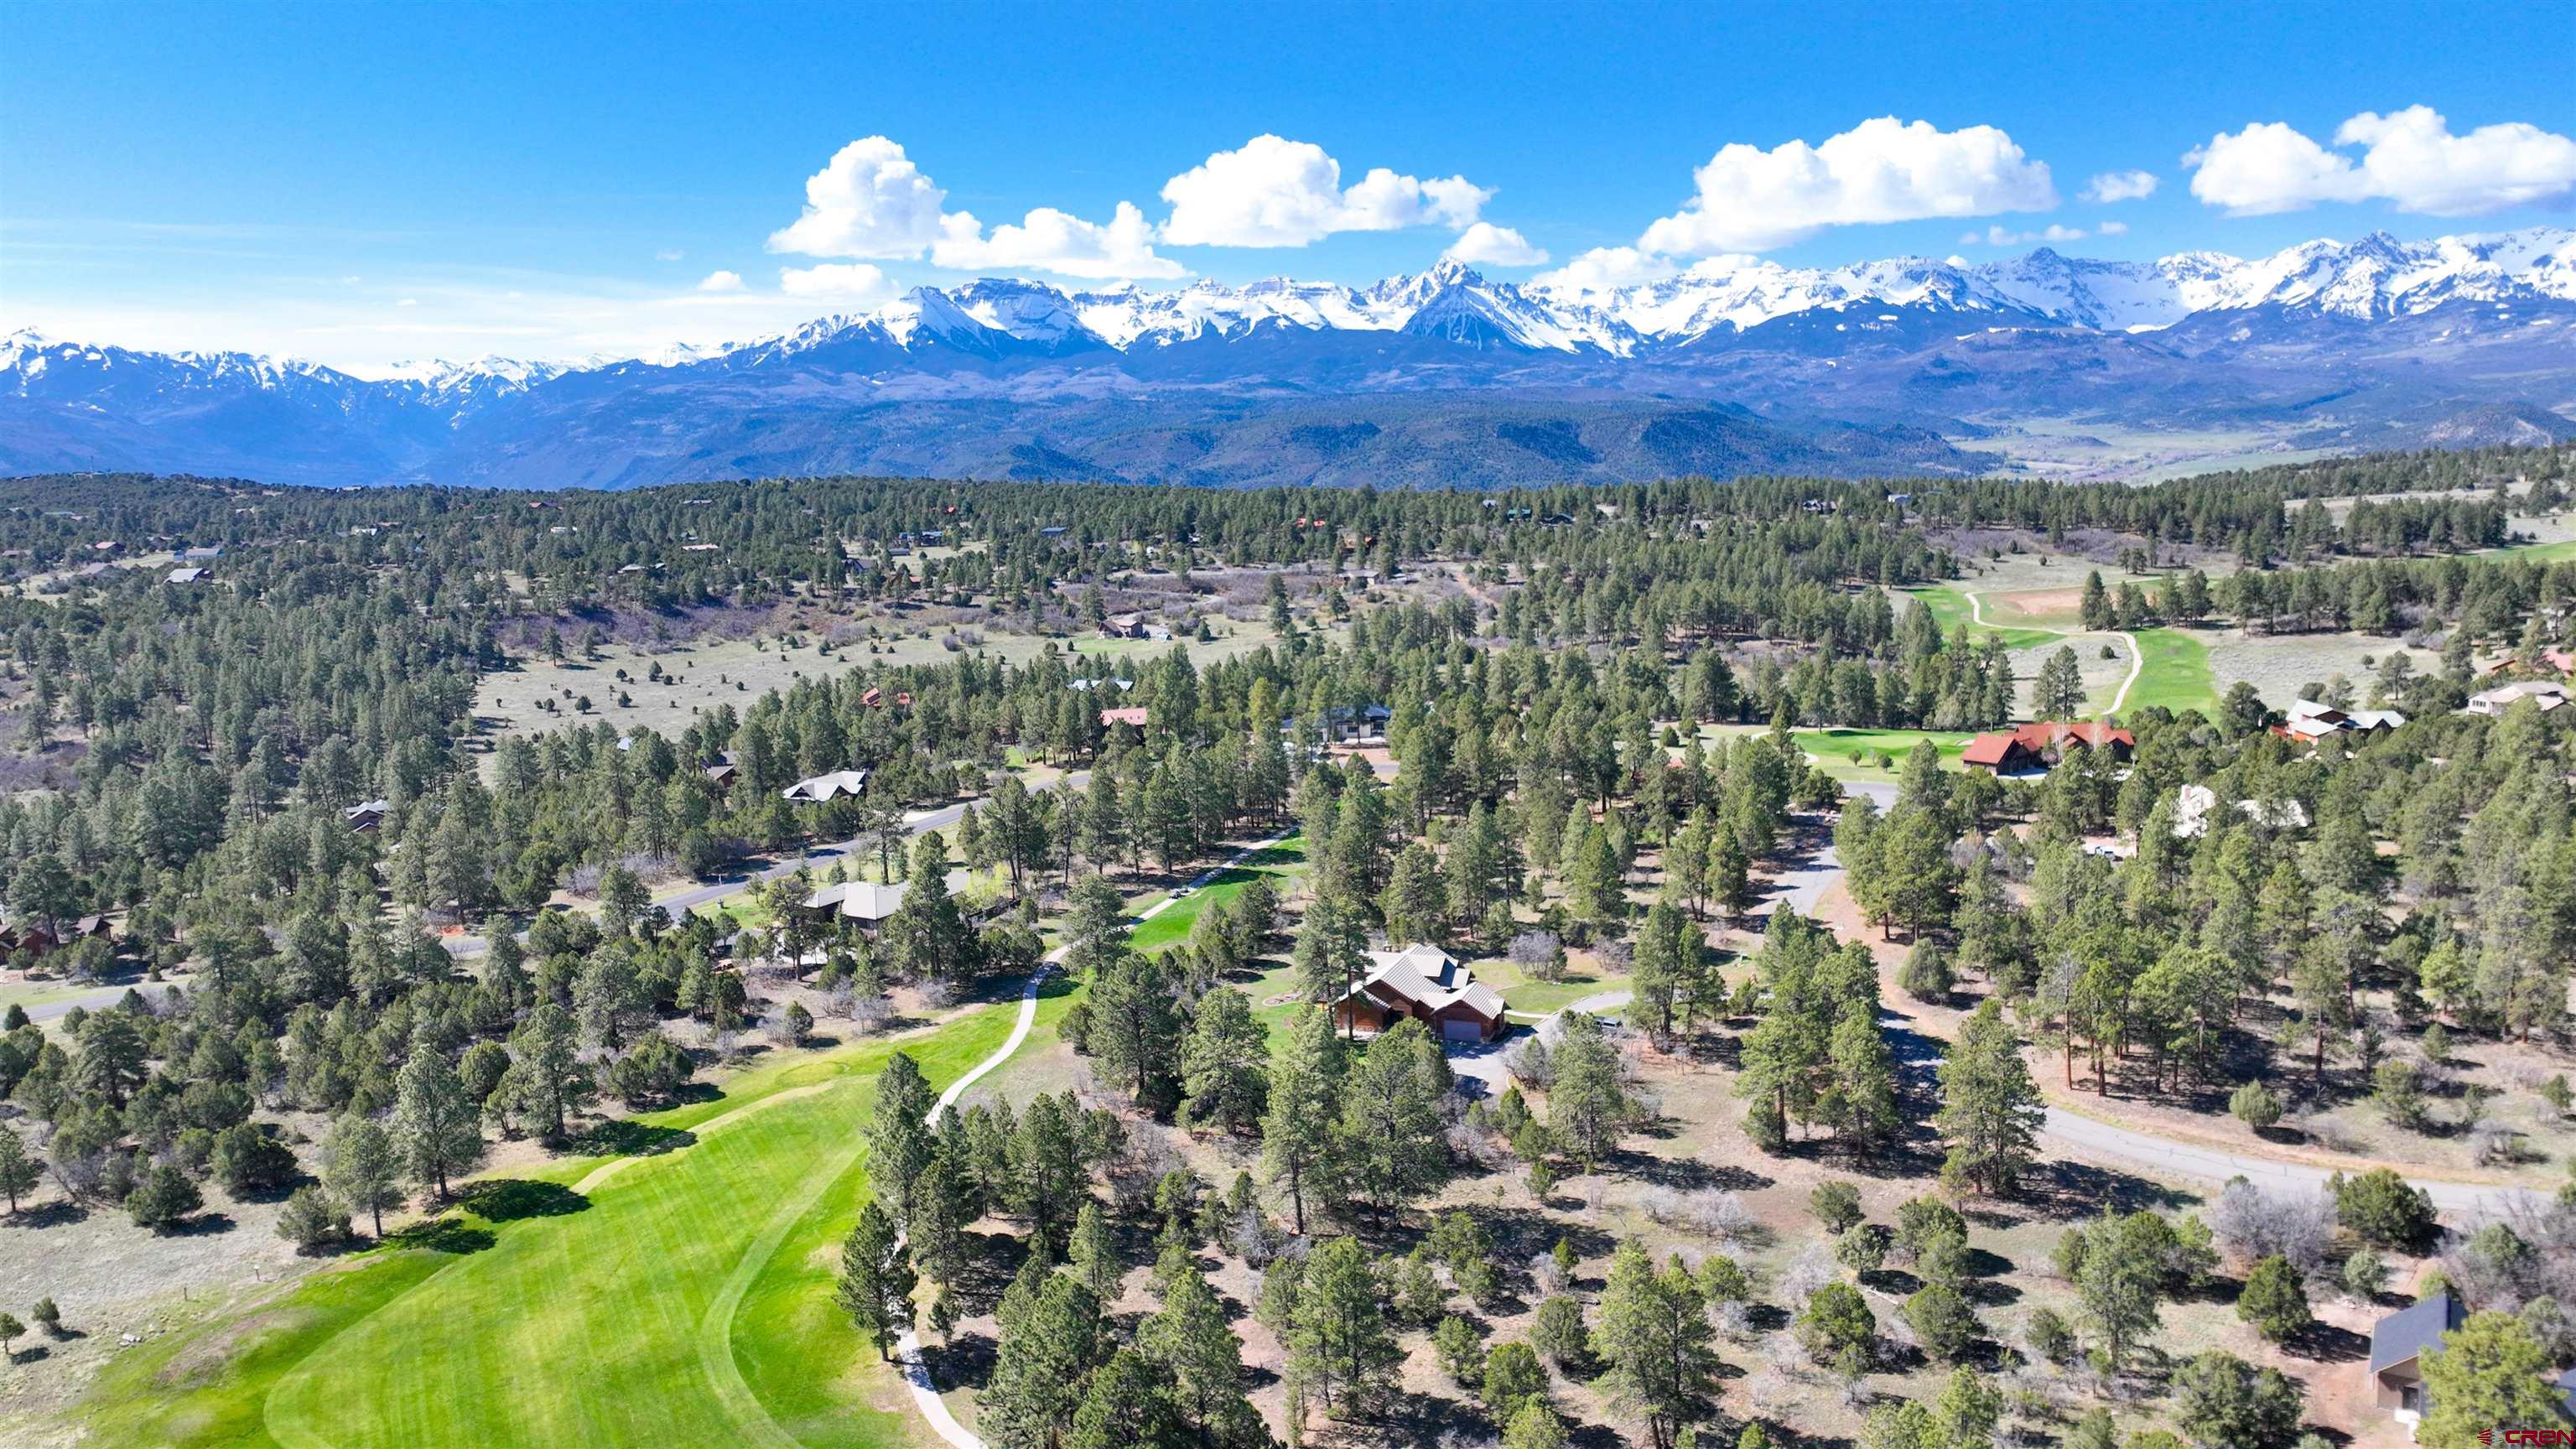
[
  {"left": 891, "top": 828, "right": 1294, "bottom": 1449},
  {"left": 1964, "top": 587, "right": 2148, "bottom": 714},
  {"left": 75, "top": 828, "right": 1297, "bottom": 1449},
  {"left": 85, "top": 1008, "right": 1022, "bottom": 1449}
]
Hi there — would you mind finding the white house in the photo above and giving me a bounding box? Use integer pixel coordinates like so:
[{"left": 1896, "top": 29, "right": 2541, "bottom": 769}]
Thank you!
[
  {"left": 782, "top": 770, "right": 870, "bottom": 803},
  {"left": 2467, "top": 680, "right": 2568, "bottom": 717}
]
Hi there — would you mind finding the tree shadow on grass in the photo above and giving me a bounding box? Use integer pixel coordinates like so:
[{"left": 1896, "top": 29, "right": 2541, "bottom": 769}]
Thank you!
[
  {"left": 455, "top": 1179, "right": 590, "bottom": 1223},
  {"left": 385, "top": 1218, "right": 498, "bottom": 1254},
  {"left": 573, "top": 1120, "right": 698, "bottom": 1158},
  {"left": 9, "top": 1200, "right": 89, "bottom": 1229},
  {"left": 924, "top": 1330, "right": 998, "bottom": 1391}
]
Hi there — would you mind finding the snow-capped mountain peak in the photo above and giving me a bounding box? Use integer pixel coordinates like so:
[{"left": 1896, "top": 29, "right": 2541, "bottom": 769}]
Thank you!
[{"left": 8, "top": 226, "right": 2569, "bottom": 410}]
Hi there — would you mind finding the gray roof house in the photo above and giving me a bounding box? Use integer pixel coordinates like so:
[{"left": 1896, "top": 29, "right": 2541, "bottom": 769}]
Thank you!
[{"left": 2370, "top": 1291, "right": 2467, "bottom": 1431}]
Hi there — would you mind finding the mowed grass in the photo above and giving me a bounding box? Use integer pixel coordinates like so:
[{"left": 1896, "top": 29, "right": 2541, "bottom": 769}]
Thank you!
[
  {"left": 2125, "top": 627, "right": 2221, "bottom": 715},
  {"left": 80, "top": 1001, "right": 1043, "bottom": 1449},
  {"left": 1479, "top": 955, "right": 1633, "bottom": 1015},
  {"left": 1792, "top": 727, "right": 1975, "bottom": 781},
  {"left": 1899, "top": 586, "right": 2060, "bottom": 650},
  {"left": 1130, "top": 834, "right": 1308, "bottom": 953},
  {"left": 1694, "top": 723, "right": 1972, "bottom": 782},
  {"left": 2496, "top": 536, "right": 2576, "bottom": 564}
]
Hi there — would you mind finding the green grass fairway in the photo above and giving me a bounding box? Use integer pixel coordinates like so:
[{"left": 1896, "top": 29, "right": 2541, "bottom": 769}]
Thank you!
[
  {"left": 78, "top": 997, "right": 1058, "bottom": 1449},
  {"left": 2125, "top": 627, "right": 2220, "bottom": 716},
  {"left": 2494, "top": 537, "right": 2576, "bottom": 564},
  {"left": 1130, "top": 834, "right": 1308, "bottom": 953},
  {"left": 1695, "top": 723, "right": 1972, "bottom": 782},
  {"left": 1793, "top": 728, "right": 1975, "bottom": 781},
  {"left": 1899, "top": 586, "right": 2060, "bottom": 650}
]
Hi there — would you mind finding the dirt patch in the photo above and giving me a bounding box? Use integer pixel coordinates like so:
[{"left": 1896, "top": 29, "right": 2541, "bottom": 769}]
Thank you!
[{"left": 1996, "top": 587, "right": 2084, "bottom": 620}]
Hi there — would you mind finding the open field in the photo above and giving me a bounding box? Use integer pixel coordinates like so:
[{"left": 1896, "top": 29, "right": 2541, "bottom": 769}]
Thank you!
[
  {"left": 471, "top": 614, "right": 1292, "bottom": 749},
  {"left": 1944, "top": 416, "right": 2351, "bottom": 481},
  {"left": 2206, "top": 631, "right": 2438, "bottom": 709},
  {"left": 70, "top": 998, "right": 1049, "bottom": 1449}
]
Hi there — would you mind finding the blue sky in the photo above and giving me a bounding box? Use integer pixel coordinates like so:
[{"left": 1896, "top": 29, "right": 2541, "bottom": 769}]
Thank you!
[{"left": 4, "top": 0, "right": 2571, "bottom": 371}]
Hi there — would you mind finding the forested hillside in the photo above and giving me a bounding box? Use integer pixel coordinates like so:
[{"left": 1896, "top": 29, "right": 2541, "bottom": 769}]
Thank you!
[{"left": 0, "top": 448, "right": 2572, "bottom": 1449}]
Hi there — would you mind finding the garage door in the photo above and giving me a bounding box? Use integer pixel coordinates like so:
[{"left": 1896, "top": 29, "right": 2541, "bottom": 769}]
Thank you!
[{"left": 1441, "top": 1016, "right": 1484, "bottom": 1043}]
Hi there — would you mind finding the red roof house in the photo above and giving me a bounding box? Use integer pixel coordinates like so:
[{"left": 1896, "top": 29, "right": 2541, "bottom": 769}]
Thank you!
[{"left": 1961, "top": 733, "right": 2039, "bottom": 772}]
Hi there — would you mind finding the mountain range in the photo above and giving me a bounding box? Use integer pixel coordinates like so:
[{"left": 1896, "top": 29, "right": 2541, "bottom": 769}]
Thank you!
[{"left": 5, "top": 227, "right": 2572, "bottom": 490}]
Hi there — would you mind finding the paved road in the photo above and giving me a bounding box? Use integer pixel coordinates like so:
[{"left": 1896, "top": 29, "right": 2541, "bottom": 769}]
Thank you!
[
  {"left": 2039, "top": 1101, "right": 2534, "bottom": 1216},
  {"left": 888, "top": 828, "right": 1293, "bottom": 1449}
]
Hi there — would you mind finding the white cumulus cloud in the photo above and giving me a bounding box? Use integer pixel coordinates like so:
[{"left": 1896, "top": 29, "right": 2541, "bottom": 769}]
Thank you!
[
  {"left": 2080, "top": 169, "right": 2158, "bottom": 204},
  {"left": 1637, "top": 117, "right": 2058, "bottom": 254},
  {"left": 696, "top": 270, "right": 745, "bottom": 293},
  {"left": 767, "top": 137, "right": 1180, "bottom": 278},
  {"left": 1158, "top": 135, "right": 1490, "bottom": 247},
  {"left": 777, "top": 262, "right": 897, "bottom": 304},
  {"left": 931, "top": 201, "right": 1184, "bottom": 279},
  {"left": 767, "top": 138, "right": 951, "bottom": 258},
  {"left": 2187, "top": 106, "right": 2576, "bottom": 216},
  {"left": 1442, "top": 222, "right": 1548, "bottom": 267},
  {"left": 1530, "top": 246, "right": 1678, "bottom": 294}
]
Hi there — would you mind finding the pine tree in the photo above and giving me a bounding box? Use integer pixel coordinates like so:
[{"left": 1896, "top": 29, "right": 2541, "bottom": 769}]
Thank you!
[
  {"left": 1140, "top": 1258, "right": 1260, "bottom": 1448},
  {"left": 1935, "top": 1000, "right": 2043, "bottom": 1196},
  {"left": 1629, "top": 901, "right": 1708, "bottom": 1046},
  {"left": 508, "top": 1001, "right": 589, "bottom": 1140},
  {"left": 392, "top": 1030, "right": 485, "bottom": 1200},
  {"left": 886, "top": 830, "right": 980, "bottom": 985},
  {"left": 320, "top": 1113, "right": 403, "bottom": 1238},
  {"left": 1561, "top": 822, "right": 1626, "bottom": 938},
  {"left": 1089, "top": 949, "right": 1182, "bottom": 1110},
  {"left": 2075, "top": 1212, "right": 2168, "bottom": 1373},
  {"left": 1594, "top": 1239, "right": 1716, "bottom": 1449},
  {"left": 1260, "top": 1007, "right": 1343, "bottom": 1234},
  {"left": 1823, "top": 1002, "right": 1899, "bottom": 1151},
  {"left": 2035, "top": 646, "right": 2086, "bottom": 719},
  {"left": 1178, "top": 985, "right": 1269, "bottom": 1135},
  {"left": 984, "top": 1272, "right": 1104, "bottom": 1449},
  {"left": 867, "top": 1051, "right": 936, "bottom": 1230},
  {"left": 0, "top": 1127, "right": 39, "bottom": 1214},
  {"left": 2236, "top": 1254, "right": 2312, "bottom": 1342},
  {"left": 2419, "top": 1310, "right": 2568, "bottom": 1449},
  {"left": 1333, "top": 1020, "right": 1451, "bottom": 1213},
  {"left": 1062, "top": 874, "right": 1132, "bottom": 979},
  {"left": 1549, "top": 1010, "right": 1631, "bottom": 1169},
  {"left": 1289, "top": 1235, "right": 1400, "bottom": 1414},
  {"left": 1068, "top": 1200, "right": 1122, "bottom": 1299},
  {"left": 1067, "top": 1348, "right": 1187, "bottom": 1449},
  {"left": 2080, "top": 570, "right": 2113, "bottom": 631}
]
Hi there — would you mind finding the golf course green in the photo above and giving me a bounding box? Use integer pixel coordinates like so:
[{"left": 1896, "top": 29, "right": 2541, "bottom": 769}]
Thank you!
[{"left": 80, "top": 992, "right": 1064, "bottom": 1449}]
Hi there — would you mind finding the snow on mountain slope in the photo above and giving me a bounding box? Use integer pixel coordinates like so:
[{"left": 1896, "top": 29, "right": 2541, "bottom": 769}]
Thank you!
[{"left": 7, "top": 227, "right": 2571, "bottom": 394}]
